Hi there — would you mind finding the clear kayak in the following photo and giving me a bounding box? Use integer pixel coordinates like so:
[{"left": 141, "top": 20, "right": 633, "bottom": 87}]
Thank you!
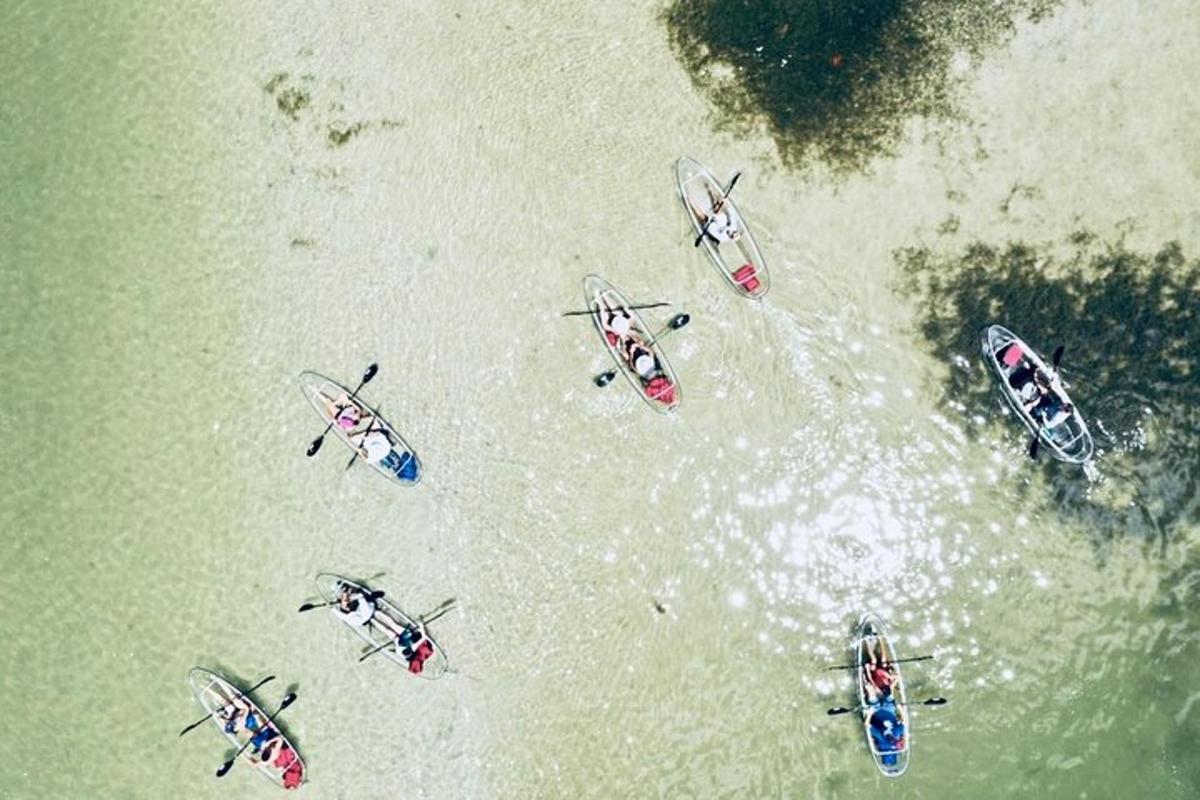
[
  {"left": 187, "top": 668, "right": 306, "bottom": 790},
  {"left": 675, "top": 156, "right": 770, "bottom": 299},
  {"left": 298, "top": 371, "right": 422, "bottom": 486},
  {"left": 980, "top": 324, "right": 1094, "bottom": 464},
  {"left": 315, "top": 573, "right": 449, "bottom": 680},
  {"left": 583, "top": 274, "right": 681, "bottom": 413},
  {"left": 855, "top": 614, "right": 911, "bottom": 777}
]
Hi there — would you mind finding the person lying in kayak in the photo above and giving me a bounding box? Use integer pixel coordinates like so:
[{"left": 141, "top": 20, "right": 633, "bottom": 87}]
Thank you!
[
  {"left": 335, "top": 582, "right": 378, "bottom": 625},
  {"left": 217, "top": 696, "right": 279, "bottom": 754},
  {"left": 1019, "top": 371, "right": 1073, "bottom": 428},
  {"left": 688, "top": 184, "right": 742, "bottom": 245},
  {"left": 316, "top": 391, "right": 377, "bottom": 434}
]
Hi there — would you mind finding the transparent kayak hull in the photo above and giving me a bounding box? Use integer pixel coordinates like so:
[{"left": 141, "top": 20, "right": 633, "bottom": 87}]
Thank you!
[
  {"left": 856, "top": 614, "right": 911, "bottom": 778},
  {"left": 298, "top": 371, "right": 422, "bottom": 486},
  {"left": 187, "top": 667, "right": 306, "bottom": 789},
  {"left": 582, "top": 274, "right": 681, "bottom": 414},
  {"left": 980, "top": 325, "right": 1094, "bottom": 464},
  {"left": 675, "top": 156, "right": 770, "bottom": 300},
  {"left": 315, "top": 573, "right": 448, "bottom": 680}
]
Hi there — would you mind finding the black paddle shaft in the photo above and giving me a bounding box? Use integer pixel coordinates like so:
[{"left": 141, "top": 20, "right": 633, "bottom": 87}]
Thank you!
[
  {"left": 694, "top": 172, "right": 741, "bottom": 247},
  {"left": 179, "top": 675, "right": 275, "bottom": 737}
]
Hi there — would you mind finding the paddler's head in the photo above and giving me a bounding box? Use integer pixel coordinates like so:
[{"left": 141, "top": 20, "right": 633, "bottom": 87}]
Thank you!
[
  {"left": 336, "top": 406, "right": 360, "bottom": 430},
  {"left": 363, "top": 432, "right": 392, "bottom": 464},
  {"left": 609, "top": 312, "right": 632, "bottom": 336}
]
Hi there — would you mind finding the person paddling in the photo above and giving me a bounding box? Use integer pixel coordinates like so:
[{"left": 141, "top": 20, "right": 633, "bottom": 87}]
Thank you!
[
  {"left": 335, "top": 582, "right": 377, "bottom": 626},
  {"left": 688, "top": 183, "right": 742, "bottom": 246}
]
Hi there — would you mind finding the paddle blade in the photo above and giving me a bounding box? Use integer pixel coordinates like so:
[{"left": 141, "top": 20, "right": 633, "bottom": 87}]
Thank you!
[
  {"left": 297, "top": 602, "right": 321, "bottom": 613},
  {"left": 826, "top": 706, "right": 854, "bottom": 716},
  {"left": 369, "top": 590, "right": 386, "bottom": 601},
  {"left": 670, "top": 313, "right": 690, "bottom": 329},
  {"left": 1028, "top": 435, "right": 1041, "bottom": 460},
  {"left": 306, "top": 437, "right": 323, "bottom": 457},
  {"left": 278, "top": 693, "right": 297, "bottom": 709},
  {"left": 1051, "top": 345, "right": 1064, "bottom": 368},
  {"left": 362, "top": 363, "right": 379, "bottom": 383},
  {"left": 594, "top": 371, "right": 616, "bottom": 387},
  {"left": 725, "top": 172, "right": 741, "bottom": 193},
  {"left": 923, "top": 697, "right": 949, "bottom": 706},
  {"left": 215, "top": 760, "right": 235, "bottom": 778}
]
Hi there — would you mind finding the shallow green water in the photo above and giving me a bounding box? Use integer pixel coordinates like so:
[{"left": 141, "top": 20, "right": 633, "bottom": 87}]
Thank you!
[{"left": 2, "top": 1, "right": 1198, "bottom": 798}]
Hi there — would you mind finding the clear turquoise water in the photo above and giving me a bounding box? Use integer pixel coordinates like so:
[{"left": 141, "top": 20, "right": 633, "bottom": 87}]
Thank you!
[{"left": 2, "top": 1, "right": 1198, "bottom": 798}]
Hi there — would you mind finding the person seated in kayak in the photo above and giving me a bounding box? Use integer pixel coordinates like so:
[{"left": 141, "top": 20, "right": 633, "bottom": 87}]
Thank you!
[
  {"left": 218, "top": 696, "right": 259, "bottom": 736},
  {"left": 688, "top": 184, "right": 742, "bottom": 245},
  {"left": 254, "top": 729, "right": 283, "bottom": 761},
  {"left": 317, "top": 391, "right": 375, "bottom": 434},
  {"left": 1020, "top": 369, "right": 1055, "bottom": 414},
  {"left": 600, "top": 305, "right": 634, "bottom": 345},
  {"left": 353, "top": 426, "right": 417, "bottom": 479},
  {"left": 218, "top": 696, "right": 278, "bottom": 753},
  {"left": 367, "top": 612, "right": 427, "bottom": 658},
  {"left": 335, "top": 582, "right": 377, "bottom": 626},
  {"left": 621, "top": 337, "right": 659, "bottom": 380},
  {"left": 867, "top": 702, "right": 907, "bottom": 753}
]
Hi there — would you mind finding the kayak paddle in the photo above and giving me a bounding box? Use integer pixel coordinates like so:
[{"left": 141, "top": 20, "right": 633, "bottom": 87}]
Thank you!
[
  {"left": 306, "top": 363, "right": 378, "bottom": 457},
  {"left": 826, "top": 697, "right": 948, "bottom": 716},
  {"left": 825, "top": 654, "right": 934, "bottom": 671},
  {"left": 594, "top": 313, "right": 690, "bottom": 388},
  {"left": 1027, "top": 344, "right": 1065, "bottom": 461},
  {"left": 215, "top": 692, "right": 297, "bottom": 777},
  {"left": 693, "top": 172, "right": 741, "bottom": 247},
  {"left": 562, "top": 302, "right": 670, "bottom": 317},
  {"left": 298, "top": 589, "right": 385, "bottom": 614},
  {"left": 179, "top": 675, "right": 275, "bottom": 737}
]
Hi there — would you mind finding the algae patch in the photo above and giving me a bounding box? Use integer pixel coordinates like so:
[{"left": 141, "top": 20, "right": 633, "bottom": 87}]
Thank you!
[{"left": 662, "top": 0, "right": 1063, "bottom": 175}]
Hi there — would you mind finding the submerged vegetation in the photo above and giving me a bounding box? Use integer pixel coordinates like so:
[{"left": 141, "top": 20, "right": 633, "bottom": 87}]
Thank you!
[
  {"left": 662, "top": 0, "right": 1061, "bottom": 173},
  {"left": 896, "top": 233, "right": 1200, "bottom": 546}
]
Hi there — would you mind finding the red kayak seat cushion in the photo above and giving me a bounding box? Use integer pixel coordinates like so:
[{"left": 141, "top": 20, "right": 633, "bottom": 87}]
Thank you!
[
  {"left": 274, "top": 745, "right": 297, "bottom": 769},
  {"left": 732, "top": 263, "right": 761, "bottom": 293},
  {"left": 282, "top": 762, "right": 303, "bottom": 789},
  {"left": 645, "top": 376, "right": 676, "bottom": 405},
  {"left": 605, "top": 331, "right": 619, "bottom": 346},
  {"left": 1000, "top": 342, "right": 1024, "bottom": 367},
  {"left": 408, "top": 640, "right": 435, "bottom": 674}
]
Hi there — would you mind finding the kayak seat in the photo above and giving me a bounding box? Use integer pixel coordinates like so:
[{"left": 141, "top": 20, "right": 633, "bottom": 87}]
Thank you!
[
  {"left": 999, "top": 342, "right": 1024, "bottom": 367},
  {"left": 645, "top": 376, "right": 676, "bottom": 405},
  {"left": 732, "top": 263, "right": 761, "bottom": 293}
]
